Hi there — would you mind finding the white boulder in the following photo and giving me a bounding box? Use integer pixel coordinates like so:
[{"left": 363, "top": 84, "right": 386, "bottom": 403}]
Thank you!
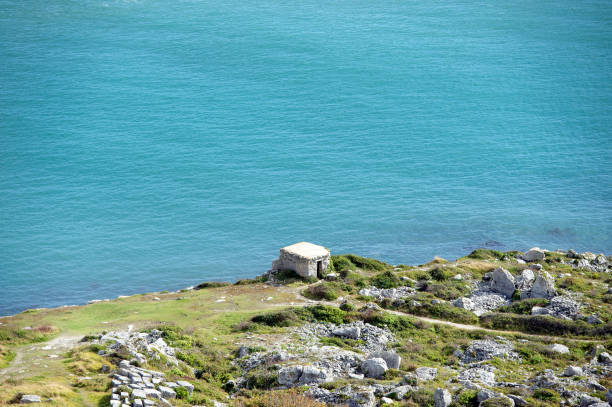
[
  {"left": 523, "top": 247, "right": 546, "bottom": 262},
  {"left": 361, "top": 358, "right": 388, "bottom": 379},
  {"left": 490, "top": 267, "right": 516, "bottom": 297},
  {"left": 434, "top": 388, "right": 452, "bottom": 407}
]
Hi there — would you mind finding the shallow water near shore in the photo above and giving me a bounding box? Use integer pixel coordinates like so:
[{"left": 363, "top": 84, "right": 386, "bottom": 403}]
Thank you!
[{"left": 1, "top": 0, "right": 611, "bottom": 315}]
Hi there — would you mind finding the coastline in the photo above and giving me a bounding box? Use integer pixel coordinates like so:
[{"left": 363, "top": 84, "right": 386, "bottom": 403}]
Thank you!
[{"left": 1, "top": 247, "right": 610, "bottom": 407}]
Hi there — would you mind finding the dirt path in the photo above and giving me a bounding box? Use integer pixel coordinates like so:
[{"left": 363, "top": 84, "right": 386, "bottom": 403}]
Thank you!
[
  {"left": 0, "top": 333, "right": 82, "bottom": 378},
  {"left": 270, "top": 284, "right": 601, "bottom": 343}
]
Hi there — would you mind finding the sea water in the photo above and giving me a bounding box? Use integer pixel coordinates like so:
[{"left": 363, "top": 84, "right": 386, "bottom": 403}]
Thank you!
[{"left": 1, "top": 0, "right": 610, "bottom": 315}]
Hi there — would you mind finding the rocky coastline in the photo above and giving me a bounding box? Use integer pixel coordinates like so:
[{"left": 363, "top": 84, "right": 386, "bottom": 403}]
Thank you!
[{"left": 0, "top": 246, "right": 611, "bottom": 407}]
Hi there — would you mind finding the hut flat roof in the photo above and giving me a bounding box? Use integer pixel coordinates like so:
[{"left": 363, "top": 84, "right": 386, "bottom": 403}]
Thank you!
[{"left": 281, "top": 242, "right": 328, "bottom": 259}]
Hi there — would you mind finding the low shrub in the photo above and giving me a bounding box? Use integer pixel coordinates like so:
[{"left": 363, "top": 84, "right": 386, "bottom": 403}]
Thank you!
[
  {"left": 195, "top": 281, "right": 230, "bottom": 289},
  {"left": 303, "top": 283, "right": 339, "bottom": 301},
  {"left": 497, "top": 298, "right": 550, "bottom": 315},
  {"left": 479, "top": 313, "right": 612, "bottom": 337},
  {"left": 331, "top": 255, "right": 355, "bottom": 273},
  {"left": 467, "top": 249, "right": 506, "bottom": 260},
  {"left": 235, "top": 389, "right": 326, "bottom": 407},
  {"left": 234, "top": 275, "right": 268, "bottom": 285},
  {"left": 532, "top": 388, "right": 560, "bottom": 401},
  {"left": 370, "top": 271, "right": 402, "bottom": 289},
  {"left": 302, "top": 305, "right": 347, "bottom": 324},
  {"left": 430, "top": 267, "right": 452, "bottom": 281},
  {"left": 157, "top": 325, "right": 195, "bottom": 348},
  {"left": 398, "top": 301, "right": 478, "bottom": 325},
  {"left": 251, "top": 310, "right": 302, "bottom": 327},
  {"left": 342, "top": 254, "right": 388, "bottom": 271},
  {"left": 244, "top": 370, "right": 278, "bottom": 389},
  {"left": 480, "top": 397, "right": 513, "bottom": 407},
  {"left": 457, "top": 389, "right": 479, "bottom": 406},
  {"left": 175, "top": 386, "right": 189, "bottom": 400},
  {"left": 339, "top": 302, "right": 355, "bottom": 312},
  {"left": 403, "top": 389, "right": 434, "bottom": 407}
]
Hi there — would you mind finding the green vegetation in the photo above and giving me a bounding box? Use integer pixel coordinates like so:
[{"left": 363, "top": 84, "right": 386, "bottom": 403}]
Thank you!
[
  {"left": 480, "top": 313, "right": 612, "bottom": 337},
  {"left": 0, "top": 248, "right": 609, "bottom": 407},
  {"left": 195, "top": 281, "right": 231, "bottom": 289},
  {"left": 497, "top": 298, "right": 550, "bottom": 315},
  {"left": 370, "top": 270, "right": 402, "bottom": 288},
  {"left": 302, "top": 282, "right": 340, "bottom": 301},
  {"left": 466, "top": 249, "right": 507, "bottom": 260},
  {"left": 532, "top": 388, "right": 560, "bottom": 402},
  {"left": 480, "top": 397, "right": 514, "bottom": 407},
  {"left": 456, "top": 389, "right": 479, "bottom": 406},
  {"left": 330, "top": 254, "right": 388, "bottom": 273}
]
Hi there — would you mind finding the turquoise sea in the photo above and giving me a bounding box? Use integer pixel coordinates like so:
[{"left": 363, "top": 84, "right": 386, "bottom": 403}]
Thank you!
[{"left": 1, "top": 0, "right": 611, "bottom": 315}]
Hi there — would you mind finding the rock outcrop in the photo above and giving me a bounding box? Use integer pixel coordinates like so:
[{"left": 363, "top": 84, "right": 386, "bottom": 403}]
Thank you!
[{"left": 490, "top": 268, "right": 516, "bottom": 297}]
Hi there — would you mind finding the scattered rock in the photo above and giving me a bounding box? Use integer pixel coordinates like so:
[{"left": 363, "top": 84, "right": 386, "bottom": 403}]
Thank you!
[
  {"left": 490, "top": 267, "right": 516, "bottom": 297},
  {"left": 477, "top": 388, "right": 496, "bottom": 403},
  {"left": 461, "top": 340, "right": 519, "bottom": 363},
  {"left": 358, "top": 286, "right": 415, "bottom": 301},
  {"left": 158, "top": 385, "right": 176, "bottom": 399},
  {"left": 580, "top": 394, "right": 604, "bottom": 407},
  {"left": 278, "top": 365, "right": 329, "bottom": 386},
  {"left": 332, "top": 326, "right": 361, "bottom": 340},
  {"left": 369, "top": 350, "right": 401, "bottom": 370},
  {"left": 458, "top": 365, "right": 496, "bottom": 386},
  {"left": 598, "top": 352, "right": 612, "bottom": 364},
  {"left": 549, "top": 344, "right": 570, "bottom": 354},
  {"left": 528, "top": 271, "right": 556, "bottom": 299},
  {"left": 361, "top": 358, "right": 388, "bottom": 379},
  {"left": 434, "top": 388, "right": 452, "bottom": 407},
  {"left": 563, "top": 366, "right": 583, "bottom": 376},
  {"left": 515, "top": 269, "right": 535, "bottom": 291},
  {"left": 508, "top": 394, "right": 528, "bottom": 407},
  {"left": 414, "top": 367, "right": 437, "bottom": 381},
  {"left": 523, "top": 247, "right": 545, "bottom": 262},
  {"left": 587, "top": 314, "right": 604, "bottom": 325},
  {"left": 19, "top": 395, "right": 41, "bottom": 404}
]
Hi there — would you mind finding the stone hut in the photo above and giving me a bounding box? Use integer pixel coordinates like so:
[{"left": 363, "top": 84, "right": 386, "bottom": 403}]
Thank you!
[{"left": 272, "top": 242, "right": 330, "bottom": 279}]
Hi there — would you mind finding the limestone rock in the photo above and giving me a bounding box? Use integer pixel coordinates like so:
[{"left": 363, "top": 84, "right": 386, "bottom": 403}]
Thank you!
[
  {"left": 549, "top": 344, "right": 570, "bottom": 354},
  {"left": 361, "top": 358, "right": 388, "bottom": 379},
  {"left": 414, "top": 367, "right": 437, "bottom": 381},
  {"left": 598, "top": 352, "right": 612, "bottom": 364},
  {"left": 298, "top": 366, "right": 328, "bottom": 385},
  {"left": 452, "top": 297, "right": 475, "bottom": 311},
  {"left": 508, "top": 394, "right": 528, "bottom": 407},
  {"left": 563, "top": 366, "right": 583, "bottom": 376},
  {"left": 515, "top": 269, "right": 535, "bottom": 291},
  {"left": 387, "top": 385, "right": 417, "bottom": 400},
  {"left": 434, "top": 388, "right": 452, "bottom": 407},
  {"left": 528, "top": 272, "right": 556, "bottom": 299},
  {"left": 523, "top": 247, "right": 546, "bottom": 262},
  {"left": 580, "top": 394, "right": 604, "bottom": 407},
  {"left": 278, "top": 366, "right": 303, "bottom": 385},
  {"left": 477, "top": 388, "right": 496, "bottom": 403},
  {"left": 158, "top": 386, "right": 176, "bottom": 399},
  {"left": 369, "top": 350, "right": 401, "bottom": 369},
  {"left": 348, "top": 389, "right": 376, "bottom": 407},
  {"left": 489, "top": 267, "right": 516, "bottom": 297},
  {"left": 461, "top": 340, "right": 518, "bottom": 363},
  {"left": 587, "top": 314, "right": 604, "bottom": 325},
  {"left": 19, "top": 395, "right": 41, "bottom": 404},
  {"left": 332, "top": 326, "right": 361, "bottom": 340}
]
